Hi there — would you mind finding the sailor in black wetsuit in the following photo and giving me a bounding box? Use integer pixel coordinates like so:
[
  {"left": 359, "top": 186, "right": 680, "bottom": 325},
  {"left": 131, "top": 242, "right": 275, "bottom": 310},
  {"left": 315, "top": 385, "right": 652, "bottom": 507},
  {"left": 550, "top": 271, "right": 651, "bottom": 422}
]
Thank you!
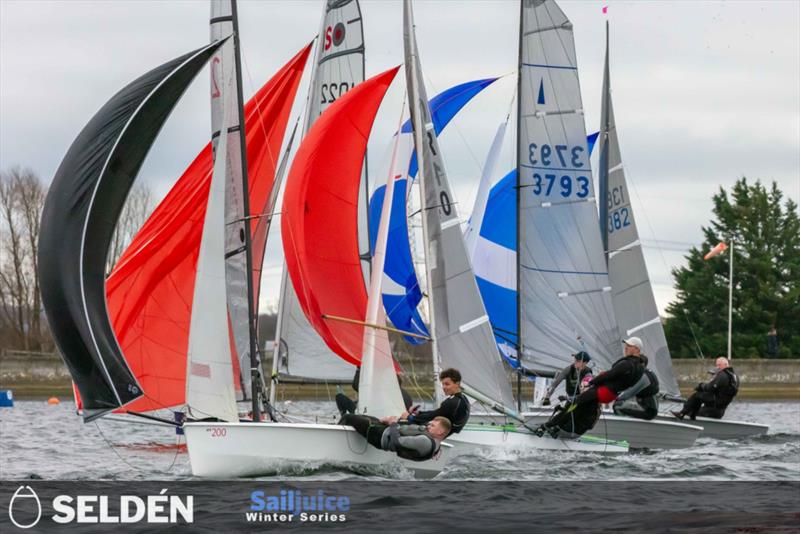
[
  {"left": 336, "top": 367, "right": 413, "bottom": 415},
  {"left": 672, "top": 357, "right": 739, "bottom": 420},
  {"left": 402, "top": 368, "right": 470, "bottom": 436},
  {"left": 340, "top": 414, "right": 450, "bottom": 461},
  {"left": 536, "top": 338, "right": 647, "bottom": 437},
  {"left": 540, "top": 375, "right": 600, "bottom": 438},
  {"left": 543, "top": 351, "right": 593, "bottom": 406},
  {"left": 613, "top": 357, "right": 660, "bottom": 421}
]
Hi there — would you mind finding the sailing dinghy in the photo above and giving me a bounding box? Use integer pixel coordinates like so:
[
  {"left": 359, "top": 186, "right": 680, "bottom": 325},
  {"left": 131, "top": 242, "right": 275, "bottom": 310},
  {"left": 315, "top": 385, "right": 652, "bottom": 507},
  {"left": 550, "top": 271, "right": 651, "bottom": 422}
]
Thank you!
[
  {"left": 400, "top": 0, "right": 627, "bottom": 454},
  {"left": 594, "top": 24, "right": 766, "bottom": 440}
]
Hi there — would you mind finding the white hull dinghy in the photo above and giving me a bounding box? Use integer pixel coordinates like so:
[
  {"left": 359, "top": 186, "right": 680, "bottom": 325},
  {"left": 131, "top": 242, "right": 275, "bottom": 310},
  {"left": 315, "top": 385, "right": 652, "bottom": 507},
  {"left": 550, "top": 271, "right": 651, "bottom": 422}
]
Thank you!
[
  {"left": 471, "top": 410, "right": 701, "bottom": 450},
  {"left": 450, "top": 423, "right": 628, "bottom": 454},
  {"left": 184, "top": 422, "right": 449, "bottom": 479}
]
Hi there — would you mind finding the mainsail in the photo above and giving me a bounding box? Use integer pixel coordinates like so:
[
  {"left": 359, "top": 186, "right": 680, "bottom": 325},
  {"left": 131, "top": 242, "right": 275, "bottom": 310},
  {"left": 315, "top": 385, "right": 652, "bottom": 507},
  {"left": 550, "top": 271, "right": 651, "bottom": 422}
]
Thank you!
[
  {"left": 404, "top": 0, "right": 515, "bottom": 409},
  {"left": 38, "top": 42, "right": 224, "bottom": 421},
  {"left": 517, "top": 0, "right": 620, "bottom": 373},
  {"left": 105, "top": 45, "right": 310, "bottom": 414},
  {"left": 273, "top": 0, "right": 366, "bottom": 384},
  {"left": 598, "top": 22, "right": 679, "bottom": 395},
  {"left": 281, "top": 67, "right": 400, "bottom": 364},
  {"left": 210, "top": 0, "right": 255, "bottom": 400}
]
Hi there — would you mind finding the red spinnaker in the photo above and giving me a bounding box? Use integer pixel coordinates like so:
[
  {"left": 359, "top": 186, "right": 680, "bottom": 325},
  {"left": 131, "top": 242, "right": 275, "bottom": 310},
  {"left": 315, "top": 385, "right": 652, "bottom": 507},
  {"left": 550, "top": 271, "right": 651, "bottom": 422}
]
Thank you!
[
  {"left": 282, "top": 66, "right": 400, "bottom": 365},
  {"left": 105, "top": 44, "right": 312, "bottom": 413}
]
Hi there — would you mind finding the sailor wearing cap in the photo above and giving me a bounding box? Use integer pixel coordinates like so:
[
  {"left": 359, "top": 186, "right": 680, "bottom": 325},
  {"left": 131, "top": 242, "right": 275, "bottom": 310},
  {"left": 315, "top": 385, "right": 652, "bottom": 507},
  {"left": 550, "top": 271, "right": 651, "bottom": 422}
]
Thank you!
[{"left": 542, "top": 351, "right": 594, "bottom": 405}]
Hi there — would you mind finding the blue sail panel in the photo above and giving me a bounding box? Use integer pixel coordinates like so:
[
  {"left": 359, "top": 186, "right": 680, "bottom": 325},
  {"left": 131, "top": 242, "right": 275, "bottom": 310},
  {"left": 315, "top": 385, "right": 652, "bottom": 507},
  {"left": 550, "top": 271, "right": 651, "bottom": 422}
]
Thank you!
[{"left": 369, "top": 78, "right": 497, "bottom": 344}]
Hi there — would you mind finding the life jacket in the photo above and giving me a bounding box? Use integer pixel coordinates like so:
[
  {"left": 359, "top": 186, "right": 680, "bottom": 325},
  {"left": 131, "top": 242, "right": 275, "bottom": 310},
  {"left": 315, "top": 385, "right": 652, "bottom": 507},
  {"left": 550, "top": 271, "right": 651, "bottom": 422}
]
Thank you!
[
  {"left": 392, "top": 424, "right": 440, "bottom": 462},
  {"left": 716, "top": 368, "right": 739, "bottom": 405},
  {"left": 565, "top": 366, "right": 593, "bottom": 397},
  {"left": 637, "top": 369, "right": 660, "bottom": 399}
]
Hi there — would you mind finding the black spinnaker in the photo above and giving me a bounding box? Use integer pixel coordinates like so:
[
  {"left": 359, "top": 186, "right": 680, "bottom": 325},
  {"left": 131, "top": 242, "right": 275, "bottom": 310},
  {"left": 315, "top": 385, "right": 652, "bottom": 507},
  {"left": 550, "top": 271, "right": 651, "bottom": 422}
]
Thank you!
[{"left": 38, "top": 41, "right": 224, "bottom": 421}]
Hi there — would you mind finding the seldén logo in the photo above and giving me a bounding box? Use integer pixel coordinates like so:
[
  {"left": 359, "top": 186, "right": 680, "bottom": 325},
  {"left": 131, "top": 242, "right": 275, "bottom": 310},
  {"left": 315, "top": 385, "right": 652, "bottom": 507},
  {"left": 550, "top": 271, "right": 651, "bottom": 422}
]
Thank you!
[
  {"left": 8, "top": 486, "right": 42, "bottom": 529},
  {"left": 7, "top": 486, "right": 193, "bottom": 528}
]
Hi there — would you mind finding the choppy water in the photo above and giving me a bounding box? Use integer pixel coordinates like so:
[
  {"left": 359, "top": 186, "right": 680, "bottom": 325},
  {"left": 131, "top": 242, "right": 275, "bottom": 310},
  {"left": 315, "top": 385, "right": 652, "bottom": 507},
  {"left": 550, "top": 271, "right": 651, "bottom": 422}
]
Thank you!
[{"left": 1, "top": 400, "right": 798, "bottom": 481}]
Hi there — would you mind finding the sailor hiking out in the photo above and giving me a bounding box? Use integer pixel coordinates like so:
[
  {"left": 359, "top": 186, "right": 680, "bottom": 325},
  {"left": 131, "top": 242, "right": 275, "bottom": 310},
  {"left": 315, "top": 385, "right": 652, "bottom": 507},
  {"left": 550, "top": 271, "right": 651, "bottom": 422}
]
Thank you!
[
  {"left": 340, "top": 414, "right": 451, "bottom": 461},
  {"left": 537, "top": 338, "right": 647, "bottom": 436},
  {"left": 672, "top": 357, "right": 739, "bottom": 420},
  {"left": 401, "top": 368, "right": 470, "bottom": 436},
  {"left": 613, "top": 356, "right": 660, "bottom": 421}
]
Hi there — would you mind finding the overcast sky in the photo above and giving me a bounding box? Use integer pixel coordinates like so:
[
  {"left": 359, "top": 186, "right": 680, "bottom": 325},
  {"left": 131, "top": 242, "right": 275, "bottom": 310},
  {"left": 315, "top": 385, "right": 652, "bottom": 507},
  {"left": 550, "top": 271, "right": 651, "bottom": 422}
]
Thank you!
[{"left": 1, "top": 0, "right": 798, "bottom": 316}]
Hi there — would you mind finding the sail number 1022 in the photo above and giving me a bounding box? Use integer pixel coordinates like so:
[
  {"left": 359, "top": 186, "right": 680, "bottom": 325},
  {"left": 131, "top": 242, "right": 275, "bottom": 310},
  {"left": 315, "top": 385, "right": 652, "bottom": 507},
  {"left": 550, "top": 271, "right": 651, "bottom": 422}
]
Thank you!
[{"left": 321, "top": 82, "right": 354, "bottom": 105}]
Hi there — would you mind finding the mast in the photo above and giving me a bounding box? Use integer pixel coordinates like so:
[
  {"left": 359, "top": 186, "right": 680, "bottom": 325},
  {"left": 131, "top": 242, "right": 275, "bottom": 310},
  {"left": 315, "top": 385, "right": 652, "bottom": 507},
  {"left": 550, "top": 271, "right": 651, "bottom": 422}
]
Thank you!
[
  {"left": 404, "top": 1, "right": 441, "bottom": 404},
  {"left": 514, "top": 0, "right": 524, "bottom": 412},
  {"left": 599, "top": 20, "right": 611, "bottom": 260},
  {"left": 230, "top": 0, "right": 261, "bottom": 421}
]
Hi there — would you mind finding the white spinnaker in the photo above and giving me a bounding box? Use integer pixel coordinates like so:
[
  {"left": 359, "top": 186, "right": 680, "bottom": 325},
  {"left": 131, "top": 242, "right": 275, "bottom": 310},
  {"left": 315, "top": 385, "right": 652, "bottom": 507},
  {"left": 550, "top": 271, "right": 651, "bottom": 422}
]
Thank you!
[
  {"left": 272, "top": 0, "right": 365, "bottom": 385},
  {"left": 211, "top": 0, "right": 250, "bottom": 399},
  {"left": 518, "top": 0, "right": 620, "bottom": 373},
  {"left": 185, "top": 50, "right": 238, "bottom": 422},
  {"left": 599, "top": 22, "right": 679, "bottom": 395},
  {"left": 404, "top": 0, "right": 515, "bottom": 409},
  {"left": 357, "top": 110, "right": 407, "bottom": 418}
]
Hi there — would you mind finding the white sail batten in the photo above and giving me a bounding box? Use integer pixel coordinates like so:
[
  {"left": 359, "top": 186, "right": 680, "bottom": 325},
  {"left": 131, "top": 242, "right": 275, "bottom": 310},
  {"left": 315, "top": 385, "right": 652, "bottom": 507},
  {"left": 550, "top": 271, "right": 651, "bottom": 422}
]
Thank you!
[
  {"left": 598, "top": 22, "right": 679, "bottom": 395},
  {"left": 404, "top": 0, "right": 515, "bottom": 409},
  {"left": 518, "top": 0, "right": 620, "bottom": 373},
  {"left": 357, "top": 115, "right": 408, "bottom": 418},
  {"left": 185, "top": 53, "right": 238, "bottom": 422},
  {"left": 273, "top": 0, "right": 365, "bottom": 384}
]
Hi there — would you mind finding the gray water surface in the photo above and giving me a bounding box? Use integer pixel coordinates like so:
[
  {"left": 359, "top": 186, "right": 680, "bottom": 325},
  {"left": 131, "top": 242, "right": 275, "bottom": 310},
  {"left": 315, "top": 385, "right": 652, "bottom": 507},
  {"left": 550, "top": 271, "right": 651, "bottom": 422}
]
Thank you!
[{"left": 1, "top": 400, "right": 798, "bottom": 480}]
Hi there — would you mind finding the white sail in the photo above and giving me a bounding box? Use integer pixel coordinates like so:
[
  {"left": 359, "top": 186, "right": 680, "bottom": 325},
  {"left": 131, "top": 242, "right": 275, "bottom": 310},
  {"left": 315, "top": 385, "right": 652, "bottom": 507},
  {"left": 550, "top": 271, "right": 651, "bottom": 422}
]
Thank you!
[
  {"left": 357, "top": 119, "right": 407, "bottom": 418},
  {"left": 404, "top": 0, "right": 515, "bottom": 409},
  {"left": 272, "top": 0, "right": 365, "bottom": 385},
  {"left": 185, "top": 45, "right": 238, "bottom": 422},
  {"left": 210, "top": 0, "right": 251, "bottom": 399},
  {"left": 598, "top": 22, "right": 679, "bottom": 395},
  {"left": 517, "top": 0, "right": 620, "bottom": 373}
]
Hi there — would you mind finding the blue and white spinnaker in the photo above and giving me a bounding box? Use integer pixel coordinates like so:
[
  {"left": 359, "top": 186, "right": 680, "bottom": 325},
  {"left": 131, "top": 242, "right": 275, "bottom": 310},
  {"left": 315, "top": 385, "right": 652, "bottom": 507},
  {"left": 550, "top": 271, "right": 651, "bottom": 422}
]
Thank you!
[{"left": 368, "top": 78, "right": 497, "bottom": 344}]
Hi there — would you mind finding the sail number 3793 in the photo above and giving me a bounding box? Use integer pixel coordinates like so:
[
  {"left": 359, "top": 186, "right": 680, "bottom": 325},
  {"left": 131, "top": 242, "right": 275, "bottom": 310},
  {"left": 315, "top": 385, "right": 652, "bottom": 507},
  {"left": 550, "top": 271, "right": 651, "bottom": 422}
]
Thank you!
[{"left": 528, "top": 143, "right": 589, "bottom": 198}]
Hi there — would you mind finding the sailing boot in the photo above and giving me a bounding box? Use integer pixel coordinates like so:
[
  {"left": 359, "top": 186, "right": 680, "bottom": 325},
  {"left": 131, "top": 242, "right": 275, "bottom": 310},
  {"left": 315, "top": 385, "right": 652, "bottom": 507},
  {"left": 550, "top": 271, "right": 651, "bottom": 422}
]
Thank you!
[
  {"left": 533, "top": 425, "right": 547, "bottom": 437},
  {"left": 670, "top": 410, "right": 685, "bottom": 420}
]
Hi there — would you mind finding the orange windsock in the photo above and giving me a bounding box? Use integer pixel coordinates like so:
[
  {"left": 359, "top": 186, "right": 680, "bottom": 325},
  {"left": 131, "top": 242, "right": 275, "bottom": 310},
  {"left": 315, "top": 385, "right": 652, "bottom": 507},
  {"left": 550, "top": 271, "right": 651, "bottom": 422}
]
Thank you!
[{"left": 704, "top": 242, "right": 728, "bottom": 260}]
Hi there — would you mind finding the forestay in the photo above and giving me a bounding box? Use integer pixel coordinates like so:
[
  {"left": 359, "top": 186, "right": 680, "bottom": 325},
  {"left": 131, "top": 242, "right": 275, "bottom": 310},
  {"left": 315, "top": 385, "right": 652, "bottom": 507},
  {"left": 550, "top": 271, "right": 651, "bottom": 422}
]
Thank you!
[
  {"left": 404, "top": 0, "right": 515, "bottom": 409},
  {"left": 598, "top": 22, "right": 679, "bottom": 395},
  {"left": 518, "top": 0, "right": 620, "bottom": 372}
]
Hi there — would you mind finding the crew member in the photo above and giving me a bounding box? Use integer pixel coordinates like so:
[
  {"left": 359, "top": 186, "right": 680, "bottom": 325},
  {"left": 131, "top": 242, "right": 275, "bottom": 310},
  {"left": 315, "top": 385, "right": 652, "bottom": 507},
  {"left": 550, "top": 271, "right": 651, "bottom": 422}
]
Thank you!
[
  {"left": 613, "top": 356, "right": 660, "bottom": 420},
  {"left": 542, "top": 351, "right": 593, "bottom": 405},
  {"left": 340, "top": 413, "right": 450, "bottom": 461},
  {"left": 402, "top": 368, "right": 469, "bottom": 435},
  {"left": 672, "top": 357, "right": 739, "bottom": 420},
  {"left": 536, "top": 375, "right": 600, "bottom": 438},
  {"left": 537, "top": 337, "right": 647, "bottom": 435}
]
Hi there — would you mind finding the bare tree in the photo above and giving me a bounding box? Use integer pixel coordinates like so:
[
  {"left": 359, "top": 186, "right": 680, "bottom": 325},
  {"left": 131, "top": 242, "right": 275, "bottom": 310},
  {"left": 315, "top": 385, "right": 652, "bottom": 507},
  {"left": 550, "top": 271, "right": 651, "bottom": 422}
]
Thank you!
[
  {"left": 106, "top": 182, "right": 154, "bottom": 273},
  {"left": 0, "top": 167, "right": 47, "bottom": 350}
]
